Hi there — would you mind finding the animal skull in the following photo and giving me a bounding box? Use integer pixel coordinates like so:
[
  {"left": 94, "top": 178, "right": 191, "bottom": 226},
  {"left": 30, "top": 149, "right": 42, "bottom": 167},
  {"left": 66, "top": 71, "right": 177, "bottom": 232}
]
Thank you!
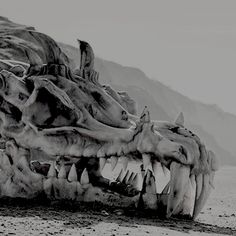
[{"left": 0, "top": 27, "right": 219, "bottom": 220}]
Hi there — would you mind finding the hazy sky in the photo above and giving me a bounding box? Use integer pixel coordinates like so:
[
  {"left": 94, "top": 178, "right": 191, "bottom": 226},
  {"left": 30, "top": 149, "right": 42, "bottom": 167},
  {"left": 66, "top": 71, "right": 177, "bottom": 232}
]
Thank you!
[{"left": 1, "top": 0, "right": 236, "bottom": 114}]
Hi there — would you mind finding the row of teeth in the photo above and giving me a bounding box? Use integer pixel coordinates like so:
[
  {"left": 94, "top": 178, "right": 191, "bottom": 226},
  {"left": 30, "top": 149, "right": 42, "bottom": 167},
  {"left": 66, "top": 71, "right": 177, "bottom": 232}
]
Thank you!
[
  {"left": 100, "top": 154, "right": 215, "bottom": 220},
  {"left": 0, "top": 151, "right": 214, "bottom": 220}
]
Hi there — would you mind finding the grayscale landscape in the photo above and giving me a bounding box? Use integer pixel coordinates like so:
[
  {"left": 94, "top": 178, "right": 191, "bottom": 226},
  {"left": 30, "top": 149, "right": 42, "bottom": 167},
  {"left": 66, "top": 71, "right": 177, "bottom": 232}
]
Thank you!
[{"left": 0, "top": 1, "right": 236, "bottom": 235}]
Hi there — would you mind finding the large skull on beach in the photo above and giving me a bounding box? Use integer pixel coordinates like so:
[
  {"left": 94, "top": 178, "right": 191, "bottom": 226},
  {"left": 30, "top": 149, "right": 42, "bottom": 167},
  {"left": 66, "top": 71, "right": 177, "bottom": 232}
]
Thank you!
[{"left": 0, "top": 27, "right": 218, "bottom": 220}]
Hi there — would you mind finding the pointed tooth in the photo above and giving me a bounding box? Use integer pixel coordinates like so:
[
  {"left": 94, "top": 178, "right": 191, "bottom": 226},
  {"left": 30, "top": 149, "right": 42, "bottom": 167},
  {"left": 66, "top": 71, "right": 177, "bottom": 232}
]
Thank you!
[
  {"left": 116, "top": 168, "right": 124, "bottom": 182},
  {"left": 58, "top": 164, "right": 67, "bottom": 179},
  {"left": 161, "top": 181, "right": 170, "bottom": 194},
  {"left": 80, "top": 168, "right": 89, "bottom": 185},
  {"left": 161, "top": 163, "right": 168, "bottom": 176},
  {"left": 127, "top": 172, "right": 135, "bottom": 184},
  {"left": 152, "top": 161, "right": 159, "bottom": 177},
  {"left": 130, "top": 173, "right": 138, "bottom": 188},
  {"left": 99, "top": 157, "right": 106, "bottom": 171},
  {"left": 166, "top": 162, "right": 190, "bottom": 218},
  {"left": 195, "top": 174, "right": 203, "bottom": 200},
  {"left": 209, "top": 172, "right": 215, "bottom": 189},
  {"left": 142, "top": 154, "right": 151, "bottom": 171},
  {"left": 122, "top": 170, "right": 130, "bottom": 184},
  {"left": 173, "top": 178, "right": 195, "bottom": 216},
  {"left": 193, "top": 173, "right": 212, "bottom": 220},
  {"left": 47, "top": 162, "right": 57, "bottom": 178},
  {"left": 110, "top": 156, "right": 118, "bottom": 171},
  {"left": 68, "top": 164, "right": 78, "bottom": 182},
  {"left": 120, "top": 156, "right": 129, "bottom": 170}
]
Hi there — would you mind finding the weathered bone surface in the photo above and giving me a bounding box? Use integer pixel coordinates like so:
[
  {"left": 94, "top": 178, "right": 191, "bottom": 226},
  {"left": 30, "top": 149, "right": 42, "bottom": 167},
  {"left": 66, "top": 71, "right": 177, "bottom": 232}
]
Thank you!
[{"left": 0, "top": 24, "right": 219, "bottom": 220}]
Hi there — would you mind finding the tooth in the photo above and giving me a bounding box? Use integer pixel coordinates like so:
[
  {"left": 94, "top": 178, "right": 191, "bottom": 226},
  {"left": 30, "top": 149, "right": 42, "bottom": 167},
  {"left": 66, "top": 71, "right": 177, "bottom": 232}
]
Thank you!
[
  {"left": 99, "top": 157, "right": 106, "bottom": 171},
  {"left": 193, "top": 173, "right": 212, "bottom": 220},
  {"left": 167, "top": 162, "right": 190, "bottom": 218},
  {"left": 58, "top": 164, "right": 67, "bottom": 179},
  {"left": 209, "top": 172, "right": 215, "bottom": 189},
  {"left": 142, "top": 154, "right": 151, "bottom": 171},
  {"left": 161, "top": 163, "right": 168, "bottom": 176},
  {"left": 47, "top": 162, "right": 57, "bottom": 178},
  {"left": 116, "top": 168, "right": 124, "bottom": 182},
  {"left": 120, "top": 156, "right": 129, "bottom": 170},
  {"left": 68, "top": 164, "right": 77, "bottom": 182},
  {"left": 110, "top": 156, "right": 118, "bottom": 170},
  {"left": 130, "top": 173, "right": 138, "bottom": 188},
  {"left": 174, "top": 179, "right": 195, "bottom": 216},
  {"left": 80, "top": 168, "right": 89, "bottom": 185},
  {"left": 152, "top": 161, "right": 159, "bottom": 177},
  {"left": 122, "top": 170, "right": 130, "bottom": 184},
  {"left": 127, "top": 172, "right": 135, "bottom": 184},
  {"left": 161, "top": 181, "right": 170, "bottom": 194},
  {"left": 195, "top": 174, "right": 203, "bottom": 200}
]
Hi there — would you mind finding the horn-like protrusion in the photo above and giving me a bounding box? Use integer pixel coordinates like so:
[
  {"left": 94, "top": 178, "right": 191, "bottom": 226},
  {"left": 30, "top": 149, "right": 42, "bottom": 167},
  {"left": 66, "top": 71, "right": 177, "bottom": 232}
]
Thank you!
[
  {"left": 77, "top": 39, "right": 95, "bottom": 80},
  {"left": 68, "top": 164, "right": 78, "bottom": 182},
  {"left": 175, "top": 112, "right": 184, "bottom": 127},
  {"left": 193, "top": 173, "right": 211, "bottom": 220},
  {"left": 120, "top": 156, "right": 129, "bottom": 170},
  {"left": 47, "top": 162, "right": 57, "bottom": 178},
  {"left": 58, "top": 164, "right": 67, "bottom": 179},
  {"left": 99, "top": 157, "right": 106, "bottom": 171},
  {"left": 140, "top": 106, "right": 150, "bottom": 123},
  {"left": 167, "top": 162, "right": 190, "bottom": 218},
  {"left": 110, "top": 156, "right": 118, "bottom": 171},
  {"left": 80, "top": 168, "right": 89, "bottom": 185}
]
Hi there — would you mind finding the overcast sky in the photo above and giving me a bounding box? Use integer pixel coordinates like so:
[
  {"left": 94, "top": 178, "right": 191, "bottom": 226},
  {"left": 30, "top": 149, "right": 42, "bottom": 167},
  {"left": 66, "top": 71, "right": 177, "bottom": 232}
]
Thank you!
[{"left": 1, "top": 0, "right": 236, "bottom": 114}]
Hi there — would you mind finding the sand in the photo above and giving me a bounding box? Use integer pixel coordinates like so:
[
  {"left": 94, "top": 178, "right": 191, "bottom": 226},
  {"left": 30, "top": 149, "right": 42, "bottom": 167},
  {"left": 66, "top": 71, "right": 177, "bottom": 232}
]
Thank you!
[{"left": 0, "top": 166, "right": 235, "bottom": 236}]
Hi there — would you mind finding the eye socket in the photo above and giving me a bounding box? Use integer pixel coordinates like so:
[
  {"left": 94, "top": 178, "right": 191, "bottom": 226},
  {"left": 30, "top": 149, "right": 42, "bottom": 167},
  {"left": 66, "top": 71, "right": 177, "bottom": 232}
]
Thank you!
[{"left": 91, "top": 91, "right": 102, "bottom": 101}]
